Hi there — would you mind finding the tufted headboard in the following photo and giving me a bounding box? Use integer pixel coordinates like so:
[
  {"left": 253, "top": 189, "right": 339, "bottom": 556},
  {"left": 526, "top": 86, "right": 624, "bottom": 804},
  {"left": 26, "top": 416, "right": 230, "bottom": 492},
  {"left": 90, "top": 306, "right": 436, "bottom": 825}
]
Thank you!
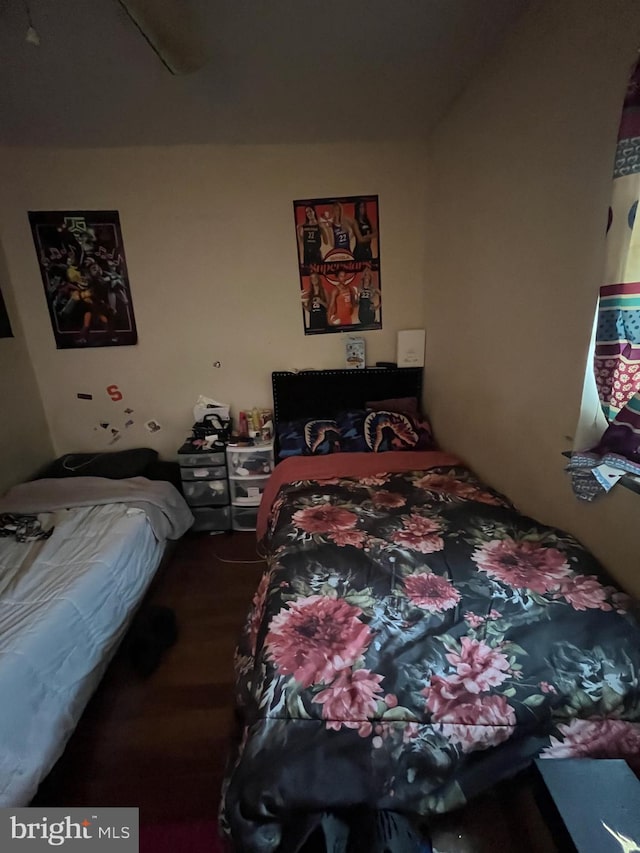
[{"left": 271, "top": 368, "right": 423, "bottom": 452}]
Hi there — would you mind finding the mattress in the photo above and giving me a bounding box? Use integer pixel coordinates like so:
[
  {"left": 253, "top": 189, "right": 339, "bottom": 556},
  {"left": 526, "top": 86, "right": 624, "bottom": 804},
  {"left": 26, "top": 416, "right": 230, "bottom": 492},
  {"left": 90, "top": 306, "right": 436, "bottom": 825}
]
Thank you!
[{"left": 0, "top": 503, "right": 164, "bottom": 806}]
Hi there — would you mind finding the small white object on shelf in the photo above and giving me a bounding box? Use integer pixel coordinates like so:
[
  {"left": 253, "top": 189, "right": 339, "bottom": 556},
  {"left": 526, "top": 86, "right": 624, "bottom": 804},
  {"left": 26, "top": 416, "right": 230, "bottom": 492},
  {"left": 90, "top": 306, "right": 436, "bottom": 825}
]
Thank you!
[{"left": 397, "top": 329, "right": 425, "bottom": 367}]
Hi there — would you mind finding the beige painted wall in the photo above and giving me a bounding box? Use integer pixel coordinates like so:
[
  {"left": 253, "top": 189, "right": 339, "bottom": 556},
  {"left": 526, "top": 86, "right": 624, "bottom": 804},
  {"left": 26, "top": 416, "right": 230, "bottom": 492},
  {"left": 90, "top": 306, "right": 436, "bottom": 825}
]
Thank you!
[
  {"left": 426, "top": 0, "right": 640, "bottom": 594},
  {"left": 0, "top": 142, "right": 427, "bottom": 459},
  {"left": 0, "top": 239, "right": 54, "bottom": 492}
]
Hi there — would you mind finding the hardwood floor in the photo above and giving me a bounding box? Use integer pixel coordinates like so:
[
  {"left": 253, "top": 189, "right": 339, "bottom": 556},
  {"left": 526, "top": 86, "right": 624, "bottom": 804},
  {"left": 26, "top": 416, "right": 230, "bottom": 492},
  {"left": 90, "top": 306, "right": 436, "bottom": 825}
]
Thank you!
[
  {"left": 33, "top": 531, "right": 264, "bottom": 824},
  {"left": 33, "top": 531, "right": 558, "bottom": 851}
]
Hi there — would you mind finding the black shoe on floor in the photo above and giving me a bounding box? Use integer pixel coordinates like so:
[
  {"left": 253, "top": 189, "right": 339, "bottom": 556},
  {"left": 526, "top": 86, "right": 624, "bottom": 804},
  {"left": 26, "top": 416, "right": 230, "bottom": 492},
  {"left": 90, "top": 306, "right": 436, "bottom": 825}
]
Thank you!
[{"left": 129, "top": 606, "right": 178, "bottom": 677}]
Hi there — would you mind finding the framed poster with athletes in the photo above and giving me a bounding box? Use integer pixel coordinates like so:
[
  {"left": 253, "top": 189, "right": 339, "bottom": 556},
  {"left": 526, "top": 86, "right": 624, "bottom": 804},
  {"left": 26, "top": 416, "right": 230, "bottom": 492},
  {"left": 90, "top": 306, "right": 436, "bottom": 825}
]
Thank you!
[
  {"left": 293, "top": 194, "right": 382, "bottom": 335},
  {"left": 29, "top": 210, "right": 138, "bottom": 349}
]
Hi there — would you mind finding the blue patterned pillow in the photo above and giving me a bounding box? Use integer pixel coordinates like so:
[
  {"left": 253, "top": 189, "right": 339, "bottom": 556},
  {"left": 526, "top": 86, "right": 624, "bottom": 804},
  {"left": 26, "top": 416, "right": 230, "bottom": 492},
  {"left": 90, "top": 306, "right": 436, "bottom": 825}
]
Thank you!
[
  {"left": 364, "top": 410, "right": 436, "bottom": 451},
  {"left": 336, "top": 410, "right": 368, "bottom": 453},
  {"left": 337, "top": 409, "right": 436, "bottom": 452},
  {"left": 277, "top": 418, "right": 341, "bottom": 458}
]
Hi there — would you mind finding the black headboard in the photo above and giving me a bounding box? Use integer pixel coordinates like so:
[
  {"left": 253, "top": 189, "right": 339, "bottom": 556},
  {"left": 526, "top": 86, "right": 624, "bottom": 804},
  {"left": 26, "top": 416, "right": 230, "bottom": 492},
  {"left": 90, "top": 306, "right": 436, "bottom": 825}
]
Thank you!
[{"left": 272, "top": 368, "right": 423, "bottom": 424}]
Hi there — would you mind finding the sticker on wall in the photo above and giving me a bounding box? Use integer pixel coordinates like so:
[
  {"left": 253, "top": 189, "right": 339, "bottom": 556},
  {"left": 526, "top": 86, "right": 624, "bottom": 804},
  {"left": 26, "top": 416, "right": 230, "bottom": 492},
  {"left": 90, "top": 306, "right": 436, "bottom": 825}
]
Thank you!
[
  {"left": 124, "top": 407, "right": 134, "bottom": 415},
  {"left": 293, "top": 194, "right": 382, "bottom": 336},
  {"left": 106, "top": 384, "right": 123, "bottom": 402},
  {"left": 99, "top": 422, "right": 109, "bottom": 430},
  {"left": 145, "top": 419, "right": 162, "bottom": 433},
  {"left": 0, "top": 286, "right": 13, "bottom": 339},
  {"left": 77, "top": 392, "right": 93, "bottom": 400},
  {"left": 124, "top": 419, "right": 134, "bottom": 428},
  {"left": 28, "top": 210, "right": 138, "bottom": 350}
]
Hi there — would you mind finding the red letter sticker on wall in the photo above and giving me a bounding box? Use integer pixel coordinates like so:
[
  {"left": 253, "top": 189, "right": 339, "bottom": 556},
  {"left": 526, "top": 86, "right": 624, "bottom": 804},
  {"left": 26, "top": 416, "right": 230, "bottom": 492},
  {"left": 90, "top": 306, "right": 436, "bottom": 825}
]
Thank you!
[{"left": 106, "top": 384, "right": 123, "bottom": 402}]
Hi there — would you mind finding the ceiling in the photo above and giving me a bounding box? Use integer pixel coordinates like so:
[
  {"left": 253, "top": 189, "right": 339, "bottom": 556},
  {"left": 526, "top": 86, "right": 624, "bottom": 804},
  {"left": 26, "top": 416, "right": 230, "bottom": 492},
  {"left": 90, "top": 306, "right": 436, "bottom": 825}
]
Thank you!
[{"left": 0, "top": 0, "right": 528, "bottom": 147}]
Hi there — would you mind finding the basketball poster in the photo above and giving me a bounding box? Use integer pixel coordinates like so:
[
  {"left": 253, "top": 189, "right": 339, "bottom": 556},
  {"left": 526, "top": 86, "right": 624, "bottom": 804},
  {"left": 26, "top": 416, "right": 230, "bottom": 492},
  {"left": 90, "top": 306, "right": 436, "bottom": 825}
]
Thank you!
[
  {"left": 293, "top": 195, "right": 382, "bottom": 335},
  {"left": 29, "top": 210, "right": 138, "bottom": 349}
]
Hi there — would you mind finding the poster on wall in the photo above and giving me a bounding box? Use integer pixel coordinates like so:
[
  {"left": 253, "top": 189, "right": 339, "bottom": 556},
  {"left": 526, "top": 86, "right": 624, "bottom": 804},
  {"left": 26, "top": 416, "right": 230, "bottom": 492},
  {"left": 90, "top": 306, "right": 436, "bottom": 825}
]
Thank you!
[
  {"left": 293, "top": 194, "right": 382, "bottom": 335},
  {"left": 28, "top": 210, "right": 138, "bottom": 349},
  {"left": 0, "top": 286, "right": 12, "bottom": 338}
]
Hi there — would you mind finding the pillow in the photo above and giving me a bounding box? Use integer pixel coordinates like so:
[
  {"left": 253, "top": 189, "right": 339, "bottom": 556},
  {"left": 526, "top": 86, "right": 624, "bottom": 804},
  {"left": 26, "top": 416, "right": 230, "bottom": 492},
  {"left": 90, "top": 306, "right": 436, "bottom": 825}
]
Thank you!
[
  {"left": 365, "top": 396, "right": 419, "bottom": 415},
  {"left": 145, "top": 459, "right": 182, "bottom": 491},
  {"left": 364, "top": 410, "right": 435, "bottom": 451},
  {"left": 36, "top": 448, "right": 159, "bottom": 480},
  {"left": 277, "top": 418, "right": 341, "bottom": 459},
  {"left": 337, "top": 409, "right": 436, "bottom": 453},
  {"left": 335, "top": 410, "right": 368, "bottom": 453}
]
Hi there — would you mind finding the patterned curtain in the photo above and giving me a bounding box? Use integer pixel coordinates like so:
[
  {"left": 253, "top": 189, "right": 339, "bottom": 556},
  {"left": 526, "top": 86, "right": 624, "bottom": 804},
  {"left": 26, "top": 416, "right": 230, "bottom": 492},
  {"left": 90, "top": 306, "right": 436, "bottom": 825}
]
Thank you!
[{"left": 571, "top": 57, "right": 640, "bottom": 500}]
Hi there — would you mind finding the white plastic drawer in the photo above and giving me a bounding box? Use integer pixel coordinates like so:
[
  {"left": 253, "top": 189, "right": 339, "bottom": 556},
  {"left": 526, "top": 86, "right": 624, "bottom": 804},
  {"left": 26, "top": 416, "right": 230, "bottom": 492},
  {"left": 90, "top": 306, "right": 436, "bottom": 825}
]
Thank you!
[
  {"left": 226, "top": 444, "right": 274, "bottom": 478},
  {"left": 191, "top": 505, "right": 230, "bottom": 532},
  {"left": 180, "top": 465, "right": 227, "bottom": 481},
  {"left": 229, "top": 475, "right": 269, "bottom": 506},
  {"left": 231, "top": 504, "right": 259, "bottom": 531},
  {"left": 178, "top": 451, "right": 226, "bottom": 468},
  {"left": 182, "top": 479, "right": 230, "bottom": 507}
]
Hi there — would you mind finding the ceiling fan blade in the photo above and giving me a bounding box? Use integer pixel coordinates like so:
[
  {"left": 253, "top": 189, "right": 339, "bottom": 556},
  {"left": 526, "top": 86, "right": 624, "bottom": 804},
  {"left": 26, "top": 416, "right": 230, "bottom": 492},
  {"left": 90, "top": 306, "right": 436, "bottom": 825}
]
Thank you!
[{"left": 118, "top": 0, "right": 210, "bottom": 74}]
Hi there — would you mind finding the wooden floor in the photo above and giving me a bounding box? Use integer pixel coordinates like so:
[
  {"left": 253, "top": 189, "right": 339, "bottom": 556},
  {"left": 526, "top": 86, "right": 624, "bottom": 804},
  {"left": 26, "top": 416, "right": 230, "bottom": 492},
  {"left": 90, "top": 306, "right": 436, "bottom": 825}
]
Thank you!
[
  {"left": 34, "top": 531, "right": 558, "bottom": 851},
  {"left": 33, "top": 531, "right": 264, "bottom": 824}
]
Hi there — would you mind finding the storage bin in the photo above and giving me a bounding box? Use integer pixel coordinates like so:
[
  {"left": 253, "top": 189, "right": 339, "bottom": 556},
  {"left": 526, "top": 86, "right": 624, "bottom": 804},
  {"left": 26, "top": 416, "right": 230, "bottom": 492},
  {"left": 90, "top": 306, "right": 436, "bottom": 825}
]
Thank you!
[
  {"left": 231, "top": 504, "right": 259, "bottom": 531},
  {"left": 182, "top": 479, "right": 230, "bottom": 507},
  {"left": 191, "top": 505, "right": 231, "bottom": 532},
  {"left": 229, "top": 475, "right": 269, "bottom": 505},
  {"left": 178, "top": 439, "right": 226, "bottom": 468},
  {"left": 226, "top": 443, "right": 274, "bottom": 478},
  {"left": 180, "top": 465, "right": 227, "bottom": 481},
  {"left": 178, "top": 450, "right": 226, "bottom": 468}
]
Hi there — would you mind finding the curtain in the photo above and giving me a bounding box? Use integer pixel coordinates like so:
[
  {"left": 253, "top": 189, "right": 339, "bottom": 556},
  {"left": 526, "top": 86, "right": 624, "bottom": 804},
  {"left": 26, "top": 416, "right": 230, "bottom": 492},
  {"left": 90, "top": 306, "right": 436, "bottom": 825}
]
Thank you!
[{"left": 570, "top": 56, "right": 640, "bottom": 500}]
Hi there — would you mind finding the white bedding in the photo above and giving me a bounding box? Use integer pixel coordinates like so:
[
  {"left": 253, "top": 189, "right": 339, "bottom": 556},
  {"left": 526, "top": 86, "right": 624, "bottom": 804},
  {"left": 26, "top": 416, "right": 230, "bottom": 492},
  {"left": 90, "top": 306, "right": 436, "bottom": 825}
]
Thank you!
[{"left": 0, "top": 503, "right": 164, "bottom": 806}]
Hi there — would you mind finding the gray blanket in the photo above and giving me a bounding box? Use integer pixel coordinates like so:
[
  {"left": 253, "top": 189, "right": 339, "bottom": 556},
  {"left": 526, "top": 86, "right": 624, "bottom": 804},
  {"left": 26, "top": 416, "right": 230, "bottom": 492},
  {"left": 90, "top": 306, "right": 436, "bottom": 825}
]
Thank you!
[{"left": 0, "top": 477, "right": 194, "bottom": 541}]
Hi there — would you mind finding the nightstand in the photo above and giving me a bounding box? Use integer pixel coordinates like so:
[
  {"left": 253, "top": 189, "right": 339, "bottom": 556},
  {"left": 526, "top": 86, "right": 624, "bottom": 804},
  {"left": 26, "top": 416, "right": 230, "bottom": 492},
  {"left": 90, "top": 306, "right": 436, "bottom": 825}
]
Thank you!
[
  {"left": 178, "top": 439, "right": 231, "bottom": 532},
  {"left": 226, "top": 441, "right": 274, "bottom": 531}
]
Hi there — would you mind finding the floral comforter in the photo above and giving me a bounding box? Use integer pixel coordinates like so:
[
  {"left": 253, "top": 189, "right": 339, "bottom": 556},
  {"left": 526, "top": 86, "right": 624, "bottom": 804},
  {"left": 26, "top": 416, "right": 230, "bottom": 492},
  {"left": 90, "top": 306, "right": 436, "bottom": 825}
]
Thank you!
[{"left": 221, "top": 453, "right": 640, "bottom": 852}]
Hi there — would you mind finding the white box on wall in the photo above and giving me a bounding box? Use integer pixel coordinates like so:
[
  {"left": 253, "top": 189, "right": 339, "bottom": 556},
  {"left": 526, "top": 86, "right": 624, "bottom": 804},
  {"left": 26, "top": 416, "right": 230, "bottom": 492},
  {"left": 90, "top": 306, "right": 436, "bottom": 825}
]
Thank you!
[{"left": 397, "top": 329, "right": 425, "bottom": 367}]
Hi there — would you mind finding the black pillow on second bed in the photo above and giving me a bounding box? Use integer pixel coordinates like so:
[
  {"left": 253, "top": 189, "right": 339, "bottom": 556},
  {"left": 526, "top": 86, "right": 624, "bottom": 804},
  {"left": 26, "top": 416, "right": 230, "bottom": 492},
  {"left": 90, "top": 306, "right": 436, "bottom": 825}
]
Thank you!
[
  {"left": 35, "top": 449, "right": 184, "bottom": 493},
  {"left": 36, "top": 448, "right": 159, "bottom": 480}
]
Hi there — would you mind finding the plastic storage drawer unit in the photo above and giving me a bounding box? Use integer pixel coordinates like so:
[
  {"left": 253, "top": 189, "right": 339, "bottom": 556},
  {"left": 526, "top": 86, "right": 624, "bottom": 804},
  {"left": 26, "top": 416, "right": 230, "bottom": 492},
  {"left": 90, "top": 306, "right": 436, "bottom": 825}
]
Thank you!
[
  {"left": 191, "top": 505, "right": 231, "bottom": 533},
  {"left": 178, "top": 449, "right": 226, "bottom": 468},
  {"left": 229, "top": 475, "right": 269, "bottom": 505},
  {"left": 178, "top": 438, "right": 231, "bottom": 531},
  {"left": 180, "top": 465, "right": 227, "bottom": 481},
  {"left": 226, "top": 442, "right": 274, "bottom": 531},
  {"left": 182, "top": 479, "right": 229, "bottom": 507},
  {"left": 231, "top": 505, "right": 260, "bottom": 531},
  {"left": 226, "top": 443, "right": 274, "bottom": 478}
]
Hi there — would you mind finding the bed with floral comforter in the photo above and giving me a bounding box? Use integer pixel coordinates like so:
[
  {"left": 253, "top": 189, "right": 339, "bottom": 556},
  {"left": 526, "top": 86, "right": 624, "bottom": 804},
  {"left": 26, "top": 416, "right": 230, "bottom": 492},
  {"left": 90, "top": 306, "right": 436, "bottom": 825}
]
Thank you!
[{"left": 221, "top": 452, "right": 640, "bottom": 852}]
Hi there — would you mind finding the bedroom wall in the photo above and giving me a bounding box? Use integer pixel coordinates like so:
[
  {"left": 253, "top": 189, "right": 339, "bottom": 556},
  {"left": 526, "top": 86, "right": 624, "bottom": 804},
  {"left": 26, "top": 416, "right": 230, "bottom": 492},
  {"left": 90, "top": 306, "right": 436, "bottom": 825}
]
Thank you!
[
  {"left": 0, "top": 238, "right": 54, "bottom": 491},
  {"left": 425, "top": 0, "right": 640, "bottom": 594},
  {"left": 0, "top": 142, "right": 427, "bottom": 459}
]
